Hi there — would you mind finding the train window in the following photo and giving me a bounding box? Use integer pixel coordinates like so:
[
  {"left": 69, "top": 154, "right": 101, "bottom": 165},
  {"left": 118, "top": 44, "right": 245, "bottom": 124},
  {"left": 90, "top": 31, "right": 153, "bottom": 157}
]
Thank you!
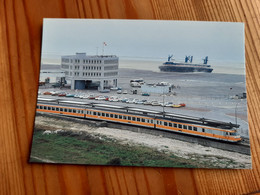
[
  {"left": 141, "top": 118, "right": 145, "bottom": 122},
  {"left": 226, "top": 132, "right": 229, "bottom": 135},
  {"left": 151, "top": 120, "right": 153, "bottom": 123},
  {"left": 132, "top": 117, "right": 136, "bottom": 121},
  {"left": 123, "top": 115, "right": 127, "bottom": 119},
  {"left": 193, "top": 127, "right": 197, "bottom": 131},
  {"left": 102, "top": 113, "right": 105, "bottom": 117},
  {"left": 137, "top": 118, "right": 140, "bottom": 122},
  {"left": 169, "top": 123, "right": 172, "bottom": 127},
  {"left": 160, "top": 121, "right": 162, "bottom": 125},
  {"left": 86, "top": 111, "right": 89, "bottom": 114},
  {"left": 60, "top": 108, "right": 63, "bottom": 111},
  {"left": 174, "top": 123, "right": 177, "bottom": 128},
  {"left": 178, "top": 124, "right": 182, "bottom": 129},
  {"left": 52, "top": 107, "right": 55, "bottom": 111},
  {"left": 36, "top": 106, "right": 39, "bottom": 109},
  {"left": 106, "top": 113, "right": 109, "bottom": 117},
  {"left": 119, "top": 115, "right": 122, "bottom": 119},
  {"left": 164, "top": 122, "right": 168, "bottom": 126},
  {"left": 64, "top": 108, "right": 67, "bottom": 112},
  {"left": 98, "top": 112, "right": 101, "bottom": 116},
  {"left": 73, "top": 109, "right": 76, "bottom": 113},
  {"left": 110, "top": 114, "right": 113, "bottom": 118},
  {"left": 69, "top": 109, "right": 72, "bottom": 112},
  {"left": 44, "top": 106, "right": 47, "bottom": 109},
  {"left": 202, "top": 128, "right": 205, "bottom": 132},
  {"left": 157, "top": 121, "right": 159, "bottom": 124},
  {"left": 183, "top": 125, "right": 187, "bottom": 129},
  {"left": 147, "top": 119, "right": 150, "bottom": 123},
  {"left": 47, "top": 107, "right": 51, "bottom": 110},
  {"left": 115, "top": 115, "right": 118, "bottom": 118},
  {"left": 93, "top": 112, "right": 97, "bottom": 115},
  {"left": 39, "top": 106, "right": 42, "bottom": 109},
  {"left": 56, "top": 107, "right": 59, "bottom": 111},
  {"left": 188, "top": 126, "right": 192, "bottom": 130}
]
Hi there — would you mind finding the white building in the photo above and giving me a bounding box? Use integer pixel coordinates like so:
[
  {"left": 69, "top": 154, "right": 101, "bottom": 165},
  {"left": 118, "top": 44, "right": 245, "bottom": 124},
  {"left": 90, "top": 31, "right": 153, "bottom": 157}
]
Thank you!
[{"left": 61, "top": 53, "right": 119, "bottom": 90}]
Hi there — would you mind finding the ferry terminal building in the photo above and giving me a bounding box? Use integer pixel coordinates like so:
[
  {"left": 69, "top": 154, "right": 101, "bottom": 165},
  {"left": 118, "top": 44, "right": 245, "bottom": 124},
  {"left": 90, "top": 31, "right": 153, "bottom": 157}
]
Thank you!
[{"left": 61, "top": 53, "right": 119, "bottom": 91}]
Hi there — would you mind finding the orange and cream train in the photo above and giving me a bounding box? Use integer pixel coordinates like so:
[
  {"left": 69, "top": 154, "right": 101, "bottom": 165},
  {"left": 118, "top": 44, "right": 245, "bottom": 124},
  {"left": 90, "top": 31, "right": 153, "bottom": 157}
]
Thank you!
[{"left": 36, "top": 98, "right": 242, "bottom": 143}]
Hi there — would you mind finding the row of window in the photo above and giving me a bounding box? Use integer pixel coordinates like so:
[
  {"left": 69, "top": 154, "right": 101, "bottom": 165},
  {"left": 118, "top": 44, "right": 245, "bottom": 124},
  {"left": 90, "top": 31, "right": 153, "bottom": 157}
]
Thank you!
[
  {"left": 70, "top": 66, "right": 102, "bottom": 70},
  {"left": 104, "top": 72, "right": 118, "bottom": 77},
  {"left": 83, "top": 59, "right": 102, "bottom": 64},
  {"left": 88, "top": 110, "right": 199, "bottom": 131},
  {"left": 37, "top": 105, "right": 84, "bottom": 114},
  {"left": 104, "top": 59, "right": 118, "bottom": 64},
  {"left": 62, "top": 58, "right": 103, "bottom": 64},
  {"left": 104, "top": 66, "right": 118, "bottom": 70},
  {"left": 70, "top": 72, "right": 102, "bottom": 77},
  {"left": 37, "top": 105, "right": 230, "bottom": 135}
]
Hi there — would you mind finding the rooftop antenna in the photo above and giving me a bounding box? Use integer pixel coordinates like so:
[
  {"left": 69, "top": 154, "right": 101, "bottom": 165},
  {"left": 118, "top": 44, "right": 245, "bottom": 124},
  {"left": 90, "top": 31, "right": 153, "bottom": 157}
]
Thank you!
[
  {"left": 96, "top": 47, "right": 99, "bottom": 55},
  {"left": 102, "top": 42, "right": 107, "bottom": 55}
]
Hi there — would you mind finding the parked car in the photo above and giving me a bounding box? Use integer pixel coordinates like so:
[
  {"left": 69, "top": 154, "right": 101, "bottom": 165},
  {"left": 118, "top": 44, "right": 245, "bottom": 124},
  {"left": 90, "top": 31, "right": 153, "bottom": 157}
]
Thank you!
[
  {"left": 43, "top": 91, "right": 52, "bottom": 95},
  {"left": 58, "top": 92, "right": 66, "bottom": 97},
  {"left": 88, "top": 94, "right": 95, "bottom": 99},
  {"left": 121, "top": 98, "right": 128, "bottom": 103},
  {"left": 143, "top": 101, "right": 152, "bottom": 105},
  {"left": 122, "top": 90, "right": 128, "bottom": 94},
  {"left": 96, "top": 96, "right": 106, "bottom": 101},
  {"left": 66, "top": 94, "right": 75, "bottom": 97},
  {"left": 151, "top": 101, "right": 160, "bottom": 106}
]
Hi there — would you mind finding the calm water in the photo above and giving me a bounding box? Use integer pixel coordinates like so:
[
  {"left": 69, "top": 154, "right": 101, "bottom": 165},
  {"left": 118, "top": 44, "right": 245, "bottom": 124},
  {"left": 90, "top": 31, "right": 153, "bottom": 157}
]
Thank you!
[{"left": 42, "top": 57, "right": 246, "bottom": 75}]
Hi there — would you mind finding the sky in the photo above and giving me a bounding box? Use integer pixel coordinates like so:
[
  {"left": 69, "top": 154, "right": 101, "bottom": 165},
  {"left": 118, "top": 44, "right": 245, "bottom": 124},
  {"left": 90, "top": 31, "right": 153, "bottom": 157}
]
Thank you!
[{"left": 41, "top": 19, "right": 245, "bottom": 68}]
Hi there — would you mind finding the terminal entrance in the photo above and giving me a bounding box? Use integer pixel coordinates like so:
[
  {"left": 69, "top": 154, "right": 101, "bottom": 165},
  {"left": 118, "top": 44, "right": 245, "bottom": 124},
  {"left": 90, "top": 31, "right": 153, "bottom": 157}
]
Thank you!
[{"left": 74, "top": 80, "right": 99, "bottom": 90}]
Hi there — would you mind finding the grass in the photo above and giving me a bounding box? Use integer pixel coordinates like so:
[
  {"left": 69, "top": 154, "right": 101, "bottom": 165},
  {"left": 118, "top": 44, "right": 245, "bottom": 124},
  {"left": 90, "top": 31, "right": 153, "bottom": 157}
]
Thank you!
[
  {"left": 30, "top": 128, "right": 237, "bottom": 168},
  {"left": 30, "top": 129, "right": 206, "bottom": 168}
]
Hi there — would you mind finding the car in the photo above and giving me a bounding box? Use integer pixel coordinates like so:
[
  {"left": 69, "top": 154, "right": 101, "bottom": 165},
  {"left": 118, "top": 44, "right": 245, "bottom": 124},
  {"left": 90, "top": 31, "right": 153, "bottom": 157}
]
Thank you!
[
  {"left": 79, "top": 94, "right": 86, "bottom": 99},
  {"left": 165, "top": 102, "right": 173, "bottom": 107},
  {"left": 43, "top": 91, "right": 52, "bottom": 95},
  {"left": 122, "top": 90, "right": 128, "bottom": 94},
  {"left": 96, "top": 96, "right": 106, "bottom": 101},
  {"left": 126, "top": 98, "right": 134, "bottom": 103},
  {"left": 172, "top": 104, "right": 182, "bottom": 108},
  {"left": 82, "top": 94, "right": 89, "bottom": 99},
  {"left": 58, "top": 92, "right": 66, "bottom": 97},
  {"left": 66, "top": 94, "right": 75, "bottom": 97},
  {"left": 74, "top": 94, "right": 81, "bottom": 98},
  {"left": 151, "top": 101, "right": 160, "bottom": 106},
  {"left": 117, "top": 90, "right": 122, "bottom": 94},
  {"left": 88, "top": 94, "right": 95, "bottom": 99},
  {"left": 121, "top": 98, "right": 128, "bottom": 103},
  {"left": 179, "top": 103, "right": 186, "bottom": 107},
  {"left": 143, "top": 101, "right": 152, "bottom": 105}
]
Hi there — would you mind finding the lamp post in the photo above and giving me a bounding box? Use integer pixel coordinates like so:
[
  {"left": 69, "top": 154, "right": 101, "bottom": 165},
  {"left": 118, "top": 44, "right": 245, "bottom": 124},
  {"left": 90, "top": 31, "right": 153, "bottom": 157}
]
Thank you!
[
  {"left": 162, "top": 88, "right": 166, "bottom": 117},
  {"left": 235, "top": 102, "right": 239, "bottom": 126}
]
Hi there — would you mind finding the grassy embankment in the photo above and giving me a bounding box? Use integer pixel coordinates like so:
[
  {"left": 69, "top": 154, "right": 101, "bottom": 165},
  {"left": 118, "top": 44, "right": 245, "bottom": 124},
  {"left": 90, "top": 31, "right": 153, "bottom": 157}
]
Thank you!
[
  {"left": 30, "top": 128, "right": 203, "bottom": 168},
  {"left": 30, "top": 128, "right": 238, "bottom": 168}
]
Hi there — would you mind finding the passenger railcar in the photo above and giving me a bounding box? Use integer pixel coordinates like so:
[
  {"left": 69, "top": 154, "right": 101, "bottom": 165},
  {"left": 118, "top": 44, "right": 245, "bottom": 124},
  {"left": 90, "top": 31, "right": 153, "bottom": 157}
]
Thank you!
[{"left": 36, "top": 98, "right": 242, "bottom": 142}]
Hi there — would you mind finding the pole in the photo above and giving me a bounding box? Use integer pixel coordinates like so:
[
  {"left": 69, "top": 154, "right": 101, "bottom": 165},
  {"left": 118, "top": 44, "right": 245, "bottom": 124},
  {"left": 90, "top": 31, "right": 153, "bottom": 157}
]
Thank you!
[
  {"left": 162, "top": 90, "right": 165, "bottom": 116},
  {"left": 235, "top": 102, "right": 239, "bottom": 126}
]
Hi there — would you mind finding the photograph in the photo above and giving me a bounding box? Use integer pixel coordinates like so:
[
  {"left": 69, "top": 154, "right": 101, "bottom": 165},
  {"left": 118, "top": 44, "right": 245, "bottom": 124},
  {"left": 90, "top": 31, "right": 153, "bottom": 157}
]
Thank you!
[{"left": 30, "top": 19, "right": 251, "bottom": 169}]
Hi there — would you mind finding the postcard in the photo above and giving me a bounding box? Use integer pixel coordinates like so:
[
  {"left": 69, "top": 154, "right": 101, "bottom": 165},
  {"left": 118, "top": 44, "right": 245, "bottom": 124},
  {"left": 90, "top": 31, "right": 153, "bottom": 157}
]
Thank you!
[{"left": 30, "top": 19, "right": 251, "bottom": 169}]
